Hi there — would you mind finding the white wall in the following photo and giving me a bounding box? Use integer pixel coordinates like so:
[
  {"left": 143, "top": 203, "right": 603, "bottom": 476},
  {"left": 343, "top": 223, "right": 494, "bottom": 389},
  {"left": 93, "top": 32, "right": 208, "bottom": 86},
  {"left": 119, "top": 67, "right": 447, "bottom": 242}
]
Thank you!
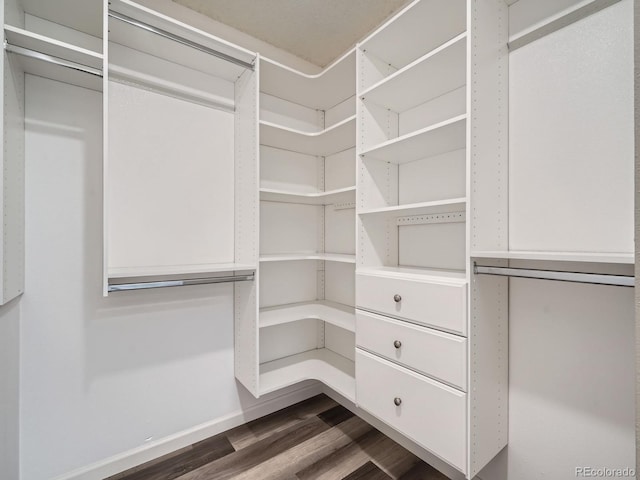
[{"left": 0, "top": 298, "right": 20, "bottom": 480}]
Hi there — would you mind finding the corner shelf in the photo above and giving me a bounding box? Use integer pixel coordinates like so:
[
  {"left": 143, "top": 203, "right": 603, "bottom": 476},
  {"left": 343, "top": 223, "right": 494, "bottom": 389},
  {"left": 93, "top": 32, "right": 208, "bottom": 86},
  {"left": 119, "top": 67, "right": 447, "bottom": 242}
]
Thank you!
[
  {"left": 471, "top": 250, "right": 635, "bottom": 264},
  {"left": 259, "top": 253, "right": 356, "bottom": 264},
  {"left": 259, "top": 348, "right": 355, "bottom": 401},
  {"left": 259, "top": 115, "right": 356, "bottom": 156},
  {"left": 359, "top": 114, "right": 466, "bottom": 164},
  {"left": 259, "top": 300, "right": 355, "bottom": 332},
  {"left": 358, "top": 198, "right": 466, "bottom": 217},
  {"left": 360, "top": 33, "right": 466, "bottom": 113},
  {"left": 259, "top": 186, "right": 355, "bottom": 205}
]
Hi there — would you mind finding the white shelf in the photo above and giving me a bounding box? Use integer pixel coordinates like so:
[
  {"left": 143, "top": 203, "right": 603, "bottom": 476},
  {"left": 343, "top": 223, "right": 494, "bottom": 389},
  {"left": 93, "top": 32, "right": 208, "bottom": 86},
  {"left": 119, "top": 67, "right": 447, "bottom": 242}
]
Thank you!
[
  {"left": 358, "top": 198, "right": 466, "bottom": 217},
  {"left": 360, "top": 115, "right": 466, "bottom": 164},
  {"left": 260, "top": 186, "right": 355, "bottom": 205},
  {"left": 259, "top": 349, "right": 355, "bottom": 401},
  {"left": 259, "top": 115, "right": 356, "bottom": 156},
  {"left": 4, "top": 25, "right": 104, "bottom": 91},
  {"left": 108, "top": 0, "right": 256, "bottom": 82},
  {"left": 360, "top": 33, "right": 466, "bottom": 112},
  {"left": 357, "top": 266, "right": 467, "bottom": 285},
  {"left": 472, "top": 250, "right": 635, "bottom": 264},
  {"left": 260, "top": 300, "right": 355, "bottom": 332},
  {"left": 108, "top": 262, "right": 256, "bottom": 280},
  {"left": 19, "top": 0, "right": 103, "bottom": 38},
  {"left": 359, "top": 0, "right": 466, "bottom": 70},
  {"left": 259, "top": 253, "right": 356, "bottom": 264},
  {"left": 260, "top": 50, "right": 355, "bottom": 110}
]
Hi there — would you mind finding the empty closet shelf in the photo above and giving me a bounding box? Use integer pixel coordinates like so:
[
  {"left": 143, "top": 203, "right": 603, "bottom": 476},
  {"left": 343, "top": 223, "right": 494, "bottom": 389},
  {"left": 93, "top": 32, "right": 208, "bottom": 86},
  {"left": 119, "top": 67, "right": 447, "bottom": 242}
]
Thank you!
[
  {"left": 260, "top": 186, "right": 355, "bottom": 205},
  {"left": 259, "top": 253, "right": 355, "bottom": 264},
  {"left": 259, "top": 116, "right": 356, "bottom": 156},
  {"left": 471, "top": 250, "right": 635, "bottom": 264},
  {"left": 360, "top": 33, "right": 466, "bottom": 113},
  {"left": 360, "top": 115, "right": 466, "bottom": 164},
  {"left": 358, "top": 198, "right": 466, "bottom": 217},
  {"left": 259, "top": 349, "right": 355, "bottom": 400},
  {"left": 357, "top": 266, "right": 467, "bottom": 285},
  {"left": 260, "top": 300, "right": 355, "bottom": 331}
]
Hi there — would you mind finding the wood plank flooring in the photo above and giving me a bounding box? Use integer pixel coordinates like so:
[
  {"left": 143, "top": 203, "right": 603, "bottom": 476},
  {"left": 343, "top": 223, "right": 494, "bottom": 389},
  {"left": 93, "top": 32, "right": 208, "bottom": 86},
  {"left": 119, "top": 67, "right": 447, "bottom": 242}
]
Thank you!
[{"left": 108, "top": 394, "right": 450, "bottom": 480}]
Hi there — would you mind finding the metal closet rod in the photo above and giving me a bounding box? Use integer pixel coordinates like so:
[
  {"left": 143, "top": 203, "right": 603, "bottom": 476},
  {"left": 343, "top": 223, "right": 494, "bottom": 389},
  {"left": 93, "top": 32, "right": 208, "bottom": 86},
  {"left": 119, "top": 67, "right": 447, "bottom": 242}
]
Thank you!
[
  {"left": 108, "top": 273, "right": 255, "bottom": 292},
  {"left": 108, "top": 10, "right": 255, "bottom": 71},
  {"left": 474, "top": 264, "right": 634, "bottom": 287},
  {"left": 4, "top": 43, "right": 103, "bottom": 77}
]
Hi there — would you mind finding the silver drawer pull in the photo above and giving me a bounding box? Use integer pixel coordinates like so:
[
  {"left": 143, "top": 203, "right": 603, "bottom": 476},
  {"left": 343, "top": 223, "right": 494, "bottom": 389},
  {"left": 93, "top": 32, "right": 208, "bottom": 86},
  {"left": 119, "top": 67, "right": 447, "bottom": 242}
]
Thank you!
[
  {"left": 394, "top": 397, "right": 402, "bottom": 406},
  {"left": 393, "top": 294, "right": 402, "bottom": 303},
  {"left": 393, "top": 340, "right": 402, "bottom": 349}
]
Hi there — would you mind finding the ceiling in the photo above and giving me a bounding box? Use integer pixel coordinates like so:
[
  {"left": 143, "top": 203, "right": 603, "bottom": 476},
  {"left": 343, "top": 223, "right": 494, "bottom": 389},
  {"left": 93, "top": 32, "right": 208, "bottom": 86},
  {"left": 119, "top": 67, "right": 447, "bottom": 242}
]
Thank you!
[{"left": 172, "top": 0, "right": 412, "bottom": 67}]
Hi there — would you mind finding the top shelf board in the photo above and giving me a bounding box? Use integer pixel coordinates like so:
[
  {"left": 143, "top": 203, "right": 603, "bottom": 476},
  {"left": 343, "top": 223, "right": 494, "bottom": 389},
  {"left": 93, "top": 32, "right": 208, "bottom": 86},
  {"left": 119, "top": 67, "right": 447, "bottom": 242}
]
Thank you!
[
  {"left": 9, "top": 0, "right": 103, "bottom": 38},
  {"left": 260, "top": 50, "right": 356, "bottom": 110},
  {"left": 109, "top": 262, "right": 256, "bottom": 282},
  {"left": 471, "top": 250, "right": 635, "bottom": 264},
  {"left": 360, "top": 33, "right": 466, "bottom": 112},
  {"left": 108, "top": 0, "right": 256, "bottom": 83},
  {"left": 359, "top": 0, "right": 466, "bottom": 70}
]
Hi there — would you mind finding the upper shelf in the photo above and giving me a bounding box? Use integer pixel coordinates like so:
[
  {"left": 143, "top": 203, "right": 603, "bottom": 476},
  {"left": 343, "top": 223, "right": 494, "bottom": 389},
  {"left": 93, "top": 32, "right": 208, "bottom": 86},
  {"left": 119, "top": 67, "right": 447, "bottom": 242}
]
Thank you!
[
  {"left": 359, "top": 0, "right": 466, "bottom": 70},
  {"left": 359, "top": 198, "right": 466, "bottom": 217},
  {"left": 471, "top": 250, "right": 635, "bottom": 264},
  {"left": 10, "top": 0, "right": 103, "bottom": 38},
  {"left": 360, "top": 33, "right": 466, "bottom": 112},
  {"left": 260, "top": 300, "right": 355, "bottom": 332},
  {"left": 259, "top": 253, "right": 356, "bottom": 264},
  {"left": 260, "top": 186, "right": 355, "bottom": 205},
  {"left": 108, "top": 0, "right": 256, "bottom": 82},
  {"left": 109, "top": 262, "right": 256, "bottom": 280},
  {"left": 260, "top": 49, "right": 356, "bottom": 110},
  {"left": 360, "top": 115, "right": 466, "bottom": 164},
  {"left": 260, "top": 115, "right": 356, "bottom": 156}
]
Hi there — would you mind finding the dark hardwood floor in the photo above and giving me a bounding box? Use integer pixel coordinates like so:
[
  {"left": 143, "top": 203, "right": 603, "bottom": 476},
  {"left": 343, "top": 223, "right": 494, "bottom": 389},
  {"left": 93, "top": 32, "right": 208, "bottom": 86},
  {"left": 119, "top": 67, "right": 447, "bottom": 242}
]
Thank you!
[{"left": 108, "top": 394, "right": 449, "bottom": 480}]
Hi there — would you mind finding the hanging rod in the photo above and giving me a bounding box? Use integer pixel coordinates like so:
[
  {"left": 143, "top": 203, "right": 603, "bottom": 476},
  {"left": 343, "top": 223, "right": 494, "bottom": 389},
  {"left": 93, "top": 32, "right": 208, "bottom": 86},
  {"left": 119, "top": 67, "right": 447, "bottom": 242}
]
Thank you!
[
  {"left": 108, "top": 10, "right": 255, "bottom": 71},
  {"left": 108, "top": 273, "right": 255, "bottom": 292},
  {"left": 474, "top": 264, "right": 633, "bottom": 287},
  {"left": 4, "top": 43, "right": 103, "bottom": 77}
]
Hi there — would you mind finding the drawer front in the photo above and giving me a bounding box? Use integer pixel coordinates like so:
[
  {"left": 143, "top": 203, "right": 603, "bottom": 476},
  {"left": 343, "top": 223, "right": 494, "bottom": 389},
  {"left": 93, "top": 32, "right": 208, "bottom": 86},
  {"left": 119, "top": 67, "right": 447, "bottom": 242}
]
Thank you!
[
  {"left": 356, "top": 273, "right": 467, "bottom": 335},
  {"left": 356, "top": 349, "right": 466, "bottom": 472},
  {"left": 356, "top": 349, "right": 467, "bottom": 472},
  {"left": 356, "top": 310, "right": 467, "bottom": 391}
]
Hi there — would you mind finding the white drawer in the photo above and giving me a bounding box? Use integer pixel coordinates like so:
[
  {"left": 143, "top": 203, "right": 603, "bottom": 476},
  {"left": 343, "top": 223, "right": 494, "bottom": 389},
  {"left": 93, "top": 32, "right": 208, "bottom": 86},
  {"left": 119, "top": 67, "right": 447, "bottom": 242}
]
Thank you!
[
  {"left": 356, "top": 349, "right": 466, "bottom": 472},
  {"left": 356, "top": 310, "right": 467, "bottom": 391},
  {"left": 356, "top": 272, "right": 467, "bottom": 335}
]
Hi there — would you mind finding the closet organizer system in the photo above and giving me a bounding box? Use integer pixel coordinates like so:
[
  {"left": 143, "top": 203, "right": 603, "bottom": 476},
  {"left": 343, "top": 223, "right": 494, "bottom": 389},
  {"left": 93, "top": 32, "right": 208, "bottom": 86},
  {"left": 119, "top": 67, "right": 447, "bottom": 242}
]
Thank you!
[{"left": 0, "top": 0, "right": 633, "bottom": 478}]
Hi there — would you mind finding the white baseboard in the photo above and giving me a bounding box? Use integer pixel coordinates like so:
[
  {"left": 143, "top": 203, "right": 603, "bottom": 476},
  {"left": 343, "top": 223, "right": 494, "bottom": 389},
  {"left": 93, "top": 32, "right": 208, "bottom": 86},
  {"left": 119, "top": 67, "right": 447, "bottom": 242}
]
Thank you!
[
  {"left": 321, "top": 386, "right": 468, "bottom": 480},
  {"left": 54, "top": 383, "right": 323, "bottom": 480}
]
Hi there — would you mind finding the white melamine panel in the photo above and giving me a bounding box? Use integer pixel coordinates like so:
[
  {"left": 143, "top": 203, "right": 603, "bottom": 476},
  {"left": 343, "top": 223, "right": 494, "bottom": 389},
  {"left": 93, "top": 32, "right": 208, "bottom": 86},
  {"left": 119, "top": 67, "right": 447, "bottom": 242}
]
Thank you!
[
  {"left": 260, "top": 348, "right": 355, "bottom": 400},
  {"left": 259, "top": 93, "right": 322, "bottom": 133},
  {"left": 359, "top": 0, "right": 466, "bottom": 75},
  {"left": 258, "top": 262, "right": 318, "bottom": 308},
  {"left": 325, "top": 147, "right": 355, "bottom": 191},
  {"left": 356, "top": 350, "right": 467, "bottom": 472},
  {"left": 259, "top": 319, "right": 320, "bottom": 364},
  {"left": 325, "top": 262, "right": 355, "bottom": 307},
  {"left": 25, "top": 14, "right": 102, "bottom": 53},
  {"left": 259, "top": 187, "right": 355, "bottom": 206},
  {"left": 107, "top": 81, "right": 234, "bottom": 271},
  {"left": 19, "top": 0, "right": 103, "bottom": 37},
  {"left": 325, "top": 207, "right": 355, "bottom": 255},
  {"left": 259, "top": 253, "right": 355, "bottom": 264},
  {"left": 325, "top": 96, "right": 356, "bottom": 127},
  {"left": 471, "top": 250, "right": 634, "bottom": 264},
  {"left": 361, "top": 115, "right": 466, "bottom": 165},
  {"left": 359, "top": 158, "right": 398, "bottom": 210},
  {"left": 260, "top": 202, "right": 320, "bottom": 254},
  {"left": 399, "top": 86, "right": 466, "bottom": 137},
  {"left": 509, "top": 0, "right": 633, "bottom": 254},
  {"left": 398, "top": 149, "right": 466, "bottom": 204},
  {"left": 356, "top": 310, "right": 467, "bottom": 390},
  {"left": 358, "top": 198, "right": 467, "bottom": 217},
  {"left": 260, "top": 115, "right": 356, "bottom": 157},
  {"left": 399, "top": 222, "right": 466, "bottom": 271},
  {"left": 356, "top": 271, "right": 467, "bottom": 335},
  {"left": 508, "top": 0, "right": 593, "bottom": 38},
  {"left": 361, "top": 34, "right": 466, "bottom": 114},
  {"left": 358, "top": 215, "right": 399, "bottom": 268},
  {"left": 325, "top": 325, "right": 355, "bottom": 362},
  {"left": 259, "top": 145, "right": 318, "bottom": 193},
  {"left": 260, "top": 50, "right": 355, "bottom": 111},
  {"left": 259, "top": 300, "right": 355, "bottom": 332},
  {"left": 359, "top": 100, "right": 399, "bottom": 151}
]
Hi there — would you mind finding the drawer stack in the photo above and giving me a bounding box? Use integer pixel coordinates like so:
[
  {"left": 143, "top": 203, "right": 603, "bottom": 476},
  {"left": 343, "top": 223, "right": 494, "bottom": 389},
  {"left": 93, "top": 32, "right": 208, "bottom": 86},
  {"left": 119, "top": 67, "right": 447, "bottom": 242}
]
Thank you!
[{"left": 355, "top": 270, "right": 468, "bottom": 471}]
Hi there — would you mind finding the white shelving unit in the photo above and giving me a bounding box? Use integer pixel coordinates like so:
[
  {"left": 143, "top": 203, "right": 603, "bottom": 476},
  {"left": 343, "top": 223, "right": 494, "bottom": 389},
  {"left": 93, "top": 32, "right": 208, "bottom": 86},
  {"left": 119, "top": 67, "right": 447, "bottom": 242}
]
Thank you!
[
  {"left": 259, "top": 300, "right": 355, "bottom": 332},
  {"left": 259, "top": 253, "right": 356, "bottom": 264},
  {"left": 259, "top": 186, "right": 355, "bottom": 205}
]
